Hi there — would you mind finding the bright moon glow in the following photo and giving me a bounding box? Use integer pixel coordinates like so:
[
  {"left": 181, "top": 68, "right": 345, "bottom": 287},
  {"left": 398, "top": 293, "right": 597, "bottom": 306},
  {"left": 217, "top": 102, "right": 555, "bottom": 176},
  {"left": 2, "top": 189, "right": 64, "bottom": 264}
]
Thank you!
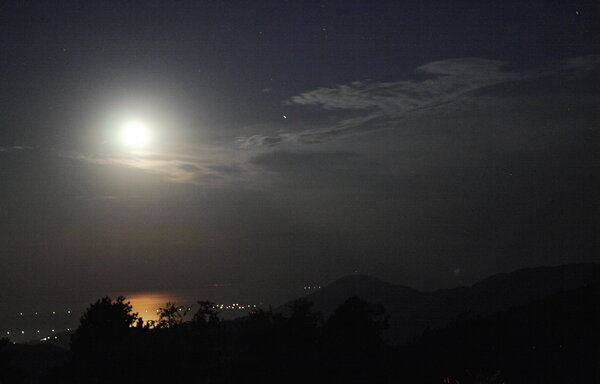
[{"left": 120, "top": 120, "right": 151, "bottom": 147}]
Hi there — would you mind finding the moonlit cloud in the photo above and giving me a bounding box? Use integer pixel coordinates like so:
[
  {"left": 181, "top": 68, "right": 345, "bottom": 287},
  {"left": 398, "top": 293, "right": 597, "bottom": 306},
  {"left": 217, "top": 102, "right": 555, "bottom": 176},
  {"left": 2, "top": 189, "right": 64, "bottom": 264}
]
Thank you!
[
  {"left": 72, "top": 144, "right": 245, "bottom": 186},
  {"left": 237, "top": 134, "right": 285, "bottom": 148},
  {"left": 1, "top": 1, "right": 599, "bottom": 339},
  {"left": 239, "top": 56, "right": 600, "bottom": 147},
  {"left": 82, "top": 195, "right": 121, "bottom": 201},
  {"left": 290, "top": 58, "right": 512, "bottom": 111},
  {"left": 0, "top": 145, "right": 32, "bottom": 152}
]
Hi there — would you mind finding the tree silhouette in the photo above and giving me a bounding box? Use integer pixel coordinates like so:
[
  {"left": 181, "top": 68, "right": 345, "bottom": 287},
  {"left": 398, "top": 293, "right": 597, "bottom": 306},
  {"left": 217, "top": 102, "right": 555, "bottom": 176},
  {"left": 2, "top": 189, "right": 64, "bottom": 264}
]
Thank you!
[
  {"left": 69, "top": 296, "right": 140, "bottom": 380},
  {"left": 285, "top": 298, "right": 322, "bottom": 328},
  {"left": 325, "top": 296, "right": 388, "bottom": 352},
  {"left": 283, "top": 298, "right": 323, "bottom": 353},
  {"left": 155, "top": 302, "right": 188, "bottom": 328},
  {"left": 191, "top": 300, "right": 220, "bottom": 326}
]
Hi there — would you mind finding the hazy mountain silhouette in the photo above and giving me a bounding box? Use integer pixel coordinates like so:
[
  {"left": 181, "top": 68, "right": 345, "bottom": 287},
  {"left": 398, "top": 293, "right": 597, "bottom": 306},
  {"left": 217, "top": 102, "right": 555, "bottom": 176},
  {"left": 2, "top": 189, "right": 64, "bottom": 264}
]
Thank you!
[
  {"left": 297, "top": 263, "right": 600, "bottom": 343},
  {"left": 408, "top": 280, "right": 600, "bottom": 383},
  {"left": 5, "top": 263, "right": 599, "bottom": 383}
]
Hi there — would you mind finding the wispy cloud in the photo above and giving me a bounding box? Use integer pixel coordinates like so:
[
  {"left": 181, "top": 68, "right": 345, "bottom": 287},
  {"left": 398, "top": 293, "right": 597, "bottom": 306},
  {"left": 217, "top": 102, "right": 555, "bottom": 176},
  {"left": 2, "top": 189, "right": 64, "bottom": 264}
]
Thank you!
[
  {"left": 237, "top": 134, "right": 286, "bottom": 148},
  {"left": 80, "top": 195, "right": 121, "bottom": 201},
  {"left": 72, "top": 146, "right": 244, "bottom": 186},
  {"left": 239, "top": 56, "right": 600, "bottom": 147},
  {"left": 290, "top": 58, "right": 512, "bottom": 111},
  {"left": 0, "top": 145, "right": 33, "bottom": 152}
]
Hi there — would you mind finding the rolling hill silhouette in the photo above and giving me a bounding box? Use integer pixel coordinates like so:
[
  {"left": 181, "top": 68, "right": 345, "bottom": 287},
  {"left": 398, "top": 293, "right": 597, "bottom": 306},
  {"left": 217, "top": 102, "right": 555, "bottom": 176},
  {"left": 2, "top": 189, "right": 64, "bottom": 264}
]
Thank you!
[
  {"left": 409, "top": 280, "right": 600, "bottom": 383},
  {"left": 296, "top": 263, "right": 600, "bottom": 343},
  {"left": 6, "top": 263, "right": 599, "bottom": 382}
]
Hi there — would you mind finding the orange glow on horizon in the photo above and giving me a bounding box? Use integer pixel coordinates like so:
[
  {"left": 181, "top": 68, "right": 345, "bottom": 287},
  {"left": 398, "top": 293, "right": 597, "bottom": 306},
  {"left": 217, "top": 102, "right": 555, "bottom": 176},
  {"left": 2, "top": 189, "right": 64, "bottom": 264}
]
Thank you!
[{"left": 124, "top": 291, "right": 189, "bottom": 323}]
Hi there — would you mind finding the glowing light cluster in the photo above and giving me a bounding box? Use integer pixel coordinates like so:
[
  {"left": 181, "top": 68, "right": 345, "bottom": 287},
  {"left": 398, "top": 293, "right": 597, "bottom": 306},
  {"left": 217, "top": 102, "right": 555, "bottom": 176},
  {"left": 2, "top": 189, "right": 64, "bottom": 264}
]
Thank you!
[
  {"left": 303, "top": 285, "right": 321, "bottom": 290},
  {"left": 1, "top": 308, "right": 77, "bottom": 342}
]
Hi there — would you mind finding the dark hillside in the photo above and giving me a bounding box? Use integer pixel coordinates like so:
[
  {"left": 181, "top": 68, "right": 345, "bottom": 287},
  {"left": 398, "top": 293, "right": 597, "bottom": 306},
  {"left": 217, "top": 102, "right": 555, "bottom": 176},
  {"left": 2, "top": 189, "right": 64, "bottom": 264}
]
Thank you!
[
  {"left": 295, "top": 263, "right": 600, "bottom": 343},
  {"left": 407, "top": 281, "right": 600, "bottom": 383}
]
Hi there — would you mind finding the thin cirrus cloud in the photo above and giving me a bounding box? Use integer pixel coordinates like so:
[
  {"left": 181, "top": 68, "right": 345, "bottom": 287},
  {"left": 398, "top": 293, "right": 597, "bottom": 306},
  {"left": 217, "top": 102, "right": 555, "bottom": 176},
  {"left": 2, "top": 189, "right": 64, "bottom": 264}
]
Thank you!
[
  {"left": 72, "top": 55, "right": 599, "bottom": 187},
  {"left": 0, "top": 145, "right": 33, "bottom": 152},
  {"left": 74, "top": 147, "right": 242, "bottom": 186},
  {"left": 238, "top": 56, "right": 600, "bottom": 147}
]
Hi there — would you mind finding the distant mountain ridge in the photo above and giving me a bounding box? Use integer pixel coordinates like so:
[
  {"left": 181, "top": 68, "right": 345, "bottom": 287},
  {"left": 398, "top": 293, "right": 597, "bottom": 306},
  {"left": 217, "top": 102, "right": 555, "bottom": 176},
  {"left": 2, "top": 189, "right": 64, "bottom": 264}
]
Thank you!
[
  {"left": 408, "top": 280, "right": 600, "bottom": 383},
  {"left": 296, "top": 263, "right": 600, "bottom": 343}
]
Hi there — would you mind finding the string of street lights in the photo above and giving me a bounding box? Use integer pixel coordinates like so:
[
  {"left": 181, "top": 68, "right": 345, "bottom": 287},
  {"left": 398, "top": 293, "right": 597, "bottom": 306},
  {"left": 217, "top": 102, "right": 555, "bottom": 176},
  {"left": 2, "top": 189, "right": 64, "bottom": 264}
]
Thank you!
[{"left": 1, "top": 303, "right": 263, "bottom": 339}]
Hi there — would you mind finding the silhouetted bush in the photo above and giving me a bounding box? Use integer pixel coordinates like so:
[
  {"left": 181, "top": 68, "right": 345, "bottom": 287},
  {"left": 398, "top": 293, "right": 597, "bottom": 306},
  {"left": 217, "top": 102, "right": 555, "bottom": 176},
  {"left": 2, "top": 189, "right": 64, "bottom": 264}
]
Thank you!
[
  {"left": 39, "top": 284, "right": 600, "bottom": 383},
  {"left": 69, "top": 296, "right": 142, "bottom": 381},
  {"left": 325, "top": 296, "right": 388, "bottom": 352},
  {"left": 155, "top": 302, "right": 189, "bottom": 328},
  {"left": 56, "top": 294, "right": 393, "bottom": 383}
]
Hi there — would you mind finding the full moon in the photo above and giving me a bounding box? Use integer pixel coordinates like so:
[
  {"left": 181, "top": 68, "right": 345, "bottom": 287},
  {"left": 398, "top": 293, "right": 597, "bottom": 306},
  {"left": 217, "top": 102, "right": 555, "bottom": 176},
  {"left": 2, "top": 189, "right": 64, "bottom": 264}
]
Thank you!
[{"left": 120, "top": 120, "right": 151, "bottom": 147}]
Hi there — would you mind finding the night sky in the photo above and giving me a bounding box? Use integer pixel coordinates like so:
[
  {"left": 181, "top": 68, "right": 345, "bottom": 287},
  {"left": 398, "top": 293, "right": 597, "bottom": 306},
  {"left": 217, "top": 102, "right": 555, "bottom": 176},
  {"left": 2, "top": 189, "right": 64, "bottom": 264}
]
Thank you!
[{"left": 1, "top": 1, "right": 599, "bottom": 320}]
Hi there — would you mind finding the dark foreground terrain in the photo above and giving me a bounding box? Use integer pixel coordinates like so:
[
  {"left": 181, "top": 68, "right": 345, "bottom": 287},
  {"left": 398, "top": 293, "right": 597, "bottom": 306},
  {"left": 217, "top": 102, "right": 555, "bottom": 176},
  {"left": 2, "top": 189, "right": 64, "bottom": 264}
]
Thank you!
[{"left": 2, "top": 264, "right": 599, "bottom": 384}]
